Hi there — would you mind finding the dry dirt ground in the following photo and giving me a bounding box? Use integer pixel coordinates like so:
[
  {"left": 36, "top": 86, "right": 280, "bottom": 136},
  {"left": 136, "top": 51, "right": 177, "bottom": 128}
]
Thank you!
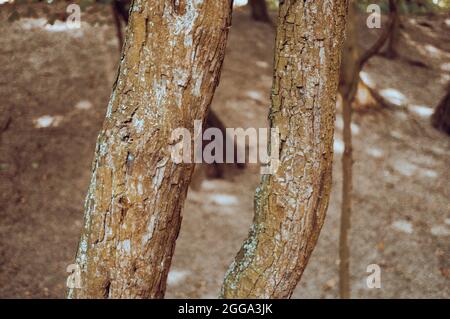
[{"left": 0, "top": 5, "right": 449, "bottom": 298}]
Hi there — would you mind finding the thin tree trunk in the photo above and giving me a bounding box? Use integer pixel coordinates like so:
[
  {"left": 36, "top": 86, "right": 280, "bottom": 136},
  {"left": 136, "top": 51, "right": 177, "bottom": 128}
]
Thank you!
[
  {"left": 249, "top": 0, "right": 272, "bottom": 24},
  {"left": 338, "top": 1, "right": 359, "bottom": 299},
  {"left": 384, "top": 0, "right": 400, "bottom": 59},
  {"left": 221, "top": 0, "right": 349, "bottom": 299},
  {"left": 339, "top": 97, "right": 353, "bottom": 299},
  {"left": 338, "top": 1, "right": 395, "bottom": 298},
  {"left": 68, "top": 0, "right": 233, "bottom": 299},
  {"left": 431, "top": 86, "right": 450, "bottom": 135},
  {"left": 111, "top": 1, "right": 124, "bottom": 52}
]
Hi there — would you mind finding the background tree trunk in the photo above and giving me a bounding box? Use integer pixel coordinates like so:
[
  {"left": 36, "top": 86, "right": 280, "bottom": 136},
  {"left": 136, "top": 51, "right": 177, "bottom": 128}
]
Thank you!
[
  {"left": 432, "top": 86, "right": 450, "bottom": 135},
  {"left": 338, "top": 1, "right": 395, "bottom": 298},
  {"left": 68, "top": 0, "right": 233, "bottom": 299},
  {"left": 384, "top": 0, "right": 400, "bottom": 59},
  {"left": 338, "top": 1, "right": 359, "bottom": 300},
  {"left": 221, "top": 0, "right": 348, "bottom": 299},
  {"left": 249, "top": 0, "right": 272, "bottom": 24}
]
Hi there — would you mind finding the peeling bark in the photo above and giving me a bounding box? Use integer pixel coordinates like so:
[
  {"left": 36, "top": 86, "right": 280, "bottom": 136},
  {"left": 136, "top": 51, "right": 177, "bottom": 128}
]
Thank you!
[
  {"left": 221, "top": 0, "right": 348, "bottom": 299},
  {"left": 69, "top": 0, "right": 233, "bottom": 299}
]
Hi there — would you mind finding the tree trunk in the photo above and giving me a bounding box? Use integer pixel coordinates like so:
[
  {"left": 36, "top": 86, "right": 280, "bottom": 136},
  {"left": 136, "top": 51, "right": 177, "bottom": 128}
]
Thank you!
[
  {"left": 432, "top": 86, "right": 450, "bottom": 135},
  {"left": 68, "top": 0, "right": 233, "bottom": 299},
  {"left": 111, "top": 0, "right": 237, "bottom": 179},
  {"left": 384, "top": 0, "right": 400, "bottom": 59},
  {"left": 249, "top": 0, "right": 272, "bottom": 24},
  {"left": 221, "top": 0, "right": 348, "bottom": 299},
  {"left": 337, "top": 0, "right": 394, "bottom": 298},
  {"left": 338, "top": 2, "right": 359, "bottom": 300}
]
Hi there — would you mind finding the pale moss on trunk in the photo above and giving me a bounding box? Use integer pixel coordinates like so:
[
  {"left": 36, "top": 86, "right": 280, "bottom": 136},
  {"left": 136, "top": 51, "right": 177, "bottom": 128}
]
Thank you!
[
  {"left": 69, "top": 0, "right": 233, "bottom": 299},
  {"left": 221, "top": 0, "right": 348, "bottom": 299}
]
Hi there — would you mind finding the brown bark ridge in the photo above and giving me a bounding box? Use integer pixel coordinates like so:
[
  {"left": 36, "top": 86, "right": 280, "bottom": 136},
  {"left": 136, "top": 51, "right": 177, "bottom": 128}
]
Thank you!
[
  {"left": 221, "top": 0, "right": 349, "bottom": 299},
  {"left": 68, "top": 0, "right": 233, "bottom": 299}
]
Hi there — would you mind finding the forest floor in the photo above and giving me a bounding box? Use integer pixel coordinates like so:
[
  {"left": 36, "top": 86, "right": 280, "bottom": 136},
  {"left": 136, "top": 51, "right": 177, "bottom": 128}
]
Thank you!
[{"left": 0, "top": 5, "right": 449, "bottom": 298}]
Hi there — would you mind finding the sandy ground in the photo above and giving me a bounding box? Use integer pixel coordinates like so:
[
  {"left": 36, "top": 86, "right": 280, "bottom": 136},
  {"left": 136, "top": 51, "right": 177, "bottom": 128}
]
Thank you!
[{"left": 0, "top": 5, "right": 449, "bottom": 298}]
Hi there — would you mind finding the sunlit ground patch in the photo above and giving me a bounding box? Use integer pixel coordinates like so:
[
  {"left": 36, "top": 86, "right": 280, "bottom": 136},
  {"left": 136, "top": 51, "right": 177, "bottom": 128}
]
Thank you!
[
  {"left": 210, "top": 194, "right": 239, "bottom": 206},
  {"left": 392, "top": 220, "right": 414, "bottom": 234},
  {"left": 167, "top": 269, "right": 190, "bottom": 286},
  {"left": 430, "top": 225, "right": 450, "bottom": 237},
  {"left": 333, "top": 138, "right": 344, "bottom": 155},
  {"left": 409, "top": 104, "right": 434, "bottom": 118},
  {"left": 380, "top": 88, "right": 408, "bottom": 107},
  {"left": 33, "top": 115, "right": 63, "bottom": 128}
]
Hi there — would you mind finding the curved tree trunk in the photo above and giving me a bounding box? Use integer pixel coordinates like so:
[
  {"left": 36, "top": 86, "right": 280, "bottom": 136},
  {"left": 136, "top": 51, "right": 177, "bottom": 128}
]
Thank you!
[
  {"left": 111, "top": 0, "right": 239, "bottom": 179},
  {"left": 431, "top": 86, "right": 450, "bottom": 135},
  {"left": 249, "top": 0, "right": 272, "bottom": 24},
  {"left": 221, "top": 0, "right": 348, "bottom": 299},
  {"left": 68, "top": 0, "right": 233, "bottom": 299}
]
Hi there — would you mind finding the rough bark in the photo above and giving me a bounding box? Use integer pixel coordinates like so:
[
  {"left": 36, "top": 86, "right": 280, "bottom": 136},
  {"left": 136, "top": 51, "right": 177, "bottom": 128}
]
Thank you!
[
  {"left": 249, "top": 0, "right": 272, "bottom": 24},
  {"left": 111, "top": 0, "right": 237, "bottom": 179},
  {"left": 431, "top": 86, "right": 450, "bottom": 135},
  {"left": 68, "top": 0, "right": 233, "bottom": 299},
  {"left": 221, "top": 0, "right": 348, "bottom": 299}
]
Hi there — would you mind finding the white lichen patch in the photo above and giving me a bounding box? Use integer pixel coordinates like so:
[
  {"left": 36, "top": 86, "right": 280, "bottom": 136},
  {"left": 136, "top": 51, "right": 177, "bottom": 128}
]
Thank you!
[
  {"left": 133, "top": 117, "right": 145, "bottom": 133},
  {"left": 118, "top": 239, "right": 131, "bottom": 255},
  {"left": 141, "top": 214, "right": 157, "bottom": 246}
]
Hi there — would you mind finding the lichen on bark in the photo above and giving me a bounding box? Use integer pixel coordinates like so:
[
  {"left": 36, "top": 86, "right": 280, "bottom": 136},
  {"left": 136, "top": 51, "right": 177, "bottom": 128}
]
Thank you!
[
  {"left": 68, "top": 0, "right": 233, "bottom": 299},
  {"left": 221, "top": 0, "right": 348, "bottom": 299}
]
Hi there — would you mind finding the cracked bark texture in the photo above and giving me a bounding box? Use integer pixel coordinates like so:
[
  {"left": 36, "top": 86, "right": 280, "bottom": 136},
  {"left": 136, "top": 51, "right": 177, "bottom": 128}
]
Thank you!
[
  {"left": 221, "top": 0, "right": 348, "bottom": 298},
  {"left": 68, "top": 0, "right": 233, "bottom": 299}
]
